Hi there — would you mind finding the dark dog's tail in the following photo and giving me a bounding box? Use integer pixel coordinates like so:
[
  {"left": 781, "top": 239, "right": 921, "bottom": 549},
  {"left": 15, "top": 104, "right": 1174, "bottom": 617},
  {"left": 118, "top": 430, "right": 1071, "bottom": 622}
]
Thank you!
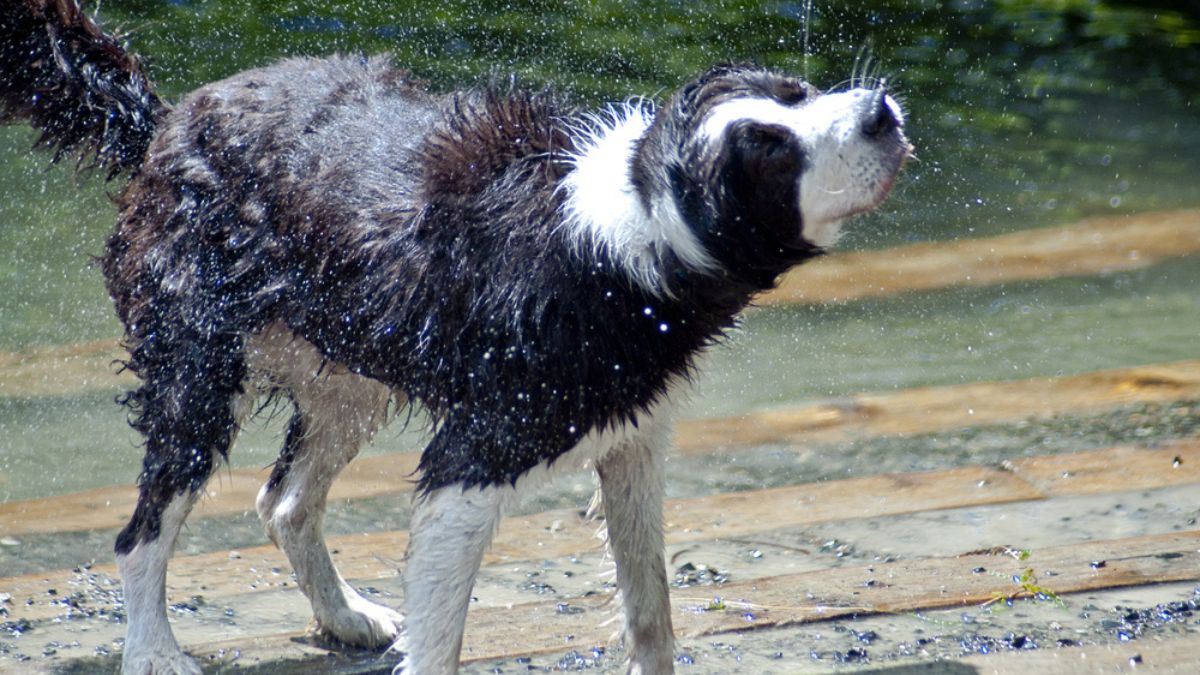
[{"left": 0, "top": 0, "right": 164, "bottom": 177}]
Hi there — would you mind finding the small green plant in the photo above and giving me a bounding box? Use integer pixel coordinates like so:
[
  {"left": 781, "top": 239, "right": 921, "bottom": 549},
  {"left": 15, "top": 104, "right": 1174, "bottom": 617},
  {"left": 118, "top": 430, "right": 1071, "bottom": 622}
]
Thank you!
[{"left": 983, "top": 567, "right": 1066, "bottom": 609}]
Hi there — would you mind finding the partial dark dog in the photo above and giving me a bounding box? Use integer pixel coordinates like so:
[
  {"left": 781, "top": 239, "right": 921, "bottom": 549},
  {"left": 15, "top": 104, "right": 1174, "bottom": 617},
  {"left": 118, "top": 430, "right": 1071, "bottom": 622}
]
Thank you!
[{"left": 1, "top": 2, "right": 910, "bottom": 673}]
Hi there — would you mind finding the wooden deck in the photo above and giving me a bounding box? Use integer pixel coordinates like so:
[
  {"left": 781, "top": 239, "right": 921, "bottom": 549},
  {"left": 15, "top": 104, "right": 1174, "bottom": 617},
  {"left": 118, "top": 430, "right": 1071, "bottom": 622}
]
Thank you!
[
  {"left": 1, "top": 210, "right": 1198, "bottom": 672},
  {"left": 2, "top": 368, "right": 1197, "bottom": 672}
]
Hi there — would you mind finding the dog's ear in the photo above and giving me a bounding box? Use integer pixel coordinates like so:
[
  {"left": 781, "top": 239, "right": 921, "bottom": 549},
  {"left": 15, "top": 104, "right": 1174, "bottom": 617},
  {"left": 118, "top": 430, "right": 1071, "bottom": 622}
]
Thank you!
[{"left": 721, "top": 121, "right": 805, "bottom": 242}]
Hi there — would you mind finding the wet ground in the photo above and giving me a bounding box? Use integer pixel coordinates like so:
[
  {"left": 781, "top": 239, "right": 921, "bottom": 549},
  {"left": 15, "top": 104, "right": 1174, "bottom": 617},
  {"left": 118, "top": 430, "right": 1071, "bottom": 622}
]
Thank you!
[
  {"left": 2, "top": 398, "right": 1196, "bottom": 577},
  {"left": 458, "top": 582, "right": 1200, "bottom": 674},
  {"left": 2, "top": 398, "right": 1197, "bottom": 673}
]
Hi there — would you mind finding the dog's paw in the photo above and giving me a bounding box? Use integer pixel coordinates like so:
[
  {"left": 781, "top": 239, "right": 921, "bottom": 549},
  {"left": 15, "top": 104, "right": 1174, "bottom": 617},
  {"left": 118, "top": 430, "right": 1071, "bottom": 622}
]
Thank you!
[
  {"left": 120, "top": 649, "right": 203, "bottom": 675},
  {"left": 313, "top": 594, "right": 404, "bottom": 649}
]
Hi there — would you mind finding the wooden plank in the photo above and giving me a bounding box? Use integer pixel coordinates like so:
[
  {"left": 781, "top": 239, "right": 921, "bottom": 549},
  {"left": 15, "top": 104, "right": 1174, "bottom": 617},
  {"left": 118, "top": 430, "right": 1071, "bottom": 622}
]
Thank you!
[
  {"left": 157, "top": 530, "right": 1200, "bottom": 667},
  {"left": 153, "top": 618, "right": 1200, "bottom": 674},
  {"left": 459, "top": 531, "right": 1200, "bottom": 661},
  {"left": 677, "top": 361, "right": 1200, "bottom": 451},
  {"left": 1, "top": 464, "right": 1043, "bottom": 621},
  {"left": 958, "top": 632, "right": 1200, "bottom": 674},
  {"left": 763, "top": 208, "right": 1200, "bottom": 305},
  {"left": 5, "top": 453, "right": 1197, "bottom": 669},
  {"left": 3, "top": 210, "right": 1197, "bottom": 403},
  {"left": 1004, "top": 439, "right": 1200, "bottom": 497},
  {"left": 9, "top": 441, "right": 1197, "bottom": 622},
  {"left": 4, "top": 362, "right": 1198, "bottom": 538},
  {"left": 0, "top": 339, "right": 132, "bottom": 399},
  {"left": 667, "top": 530, "right": 1200, "bottom": 636},
  {"left": 0, "top": 454, "right": 422, "bottom": 537}
]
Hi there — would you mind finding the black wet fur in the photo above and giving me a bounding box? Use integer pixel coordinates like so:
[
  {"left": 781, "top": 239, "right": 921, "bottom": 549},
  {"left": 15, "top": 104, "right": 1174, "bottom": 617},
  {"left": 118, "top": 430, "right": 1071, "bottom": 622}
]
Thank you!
[
  {"left": 0, "top": 0, "right": 162, "bottom": 177},
  {"left": 265, "top": 411, "right": 306, "bottom": 494}
]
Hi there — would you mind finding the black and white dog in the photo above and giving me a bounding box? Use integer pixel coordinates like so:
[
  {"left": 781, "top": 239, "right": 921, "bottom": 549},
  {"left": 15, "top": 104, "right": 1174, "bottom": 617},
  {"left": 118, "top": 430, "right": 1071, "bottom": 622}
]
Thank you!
[{"left": 2, "top": 2, "right": 909, "bottom": 673}]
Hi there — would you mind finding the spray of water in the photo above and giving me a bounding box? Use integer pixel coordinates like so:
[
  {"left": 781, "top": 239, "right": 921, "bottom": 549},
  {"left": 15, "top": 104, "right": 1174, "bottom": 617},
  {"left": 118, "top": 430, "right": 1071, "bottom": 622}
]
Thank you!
[{"left": 802, "top": 0, "right": 814, "bottom": 80}]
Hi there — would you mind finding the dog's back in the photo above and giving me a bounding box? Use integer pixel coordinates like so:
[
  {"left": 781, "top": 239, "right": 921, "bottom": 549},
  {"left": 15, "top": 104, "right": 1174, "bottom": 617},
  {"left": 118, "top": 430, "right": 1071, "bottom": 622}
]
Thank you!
[{"left": 104, "top": 55, "right": 438, "bottom": 341}]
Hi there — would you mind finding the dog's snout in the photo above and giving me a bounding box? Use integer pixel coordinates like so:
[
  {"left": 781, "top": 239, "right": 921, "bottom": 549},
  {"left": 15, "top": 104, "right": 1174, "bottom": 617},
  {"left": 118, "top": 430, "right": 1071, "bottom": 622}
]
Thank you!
[{"left": 861, "top": 87, "right": 898, "bottom": 137}]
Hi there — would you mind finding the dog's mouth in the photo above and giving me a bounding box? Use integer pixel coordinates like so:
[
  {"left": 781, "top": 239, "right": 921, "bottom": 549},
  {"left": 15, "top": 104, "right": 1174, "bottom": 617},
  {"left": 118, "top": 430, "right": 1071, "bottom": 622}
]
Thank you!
[
  {"left": 849, "top": 87, "right": 911, "bottom": 206},
  {"left": 851, "top": 137, "right": 912, "bottom": 217},
  {"left": 796, "top": 86, "right": 911, "bottom": 244}
]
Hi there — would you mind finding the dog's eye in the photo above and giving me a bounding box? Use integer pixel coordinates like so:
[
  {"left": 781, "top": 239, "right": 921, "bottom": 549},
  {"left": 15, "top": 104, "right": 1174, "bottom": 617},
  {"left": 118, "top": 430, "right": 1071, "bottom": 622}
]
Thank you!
[{"left": 773, "top": 79, "right": 811, "bottom": 106}]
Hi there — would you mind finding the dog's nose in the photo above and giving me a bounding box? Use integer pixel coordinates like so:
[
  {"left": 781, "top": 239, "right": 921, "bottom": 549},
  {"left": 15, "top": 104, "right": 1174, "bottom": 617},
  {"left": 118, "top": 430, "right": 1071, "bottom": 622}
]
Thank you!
[{"left": 861, "top": 86, "right": 898, "bottom": 137}]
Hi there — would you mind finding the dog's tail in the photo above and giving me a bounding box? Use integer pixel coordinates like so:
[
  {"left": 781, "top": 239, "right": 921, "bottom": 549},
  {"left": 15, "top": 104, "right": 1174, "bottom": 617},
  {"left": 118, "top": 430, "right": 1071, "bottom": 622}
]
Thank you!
[{"left": 0, "top": 0, "right": 165, "bottom": 177}]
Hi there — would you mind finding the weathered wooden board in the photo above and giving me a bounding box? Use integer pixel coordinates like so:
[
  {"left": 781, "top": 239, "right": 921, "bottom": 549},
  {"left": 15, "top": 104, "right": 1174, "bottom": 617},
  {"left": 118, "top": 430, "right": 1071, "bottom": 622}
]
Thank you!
[
  {"left": 458, "top": 531, "right": 1200, "bottom": 662},
  {"left": 173, "top": 624, "right": 1200, "bottom": 674},
  {"left": 4, "top": 441, "right": 1196, "bottom": 625},
  {"left": 763, "top": 208, "right": 1200, "bottom": 305},
  {"left": 1005, "top": 442, "right": 1200, "bottom": 497},
  {"left": 0, "top": 339, "right": 130, "bottom": 399},
  {"left": 0, "top": 454, "right": 423, "bottom": 538},
  {"left": 0, "top": 463, "right": 1039, "bottom": 621},
  {"left": 958, "top": 634, "right": 1200, "bottom": 674},
  {"left": 3, "top": 362, "right": 1197, "bottom": 538},
  {"left": 132, "top": 530, "right": 1199, "bottom": 669},
  {"left": 678, "top": 360, "right": 1200, "bottom": 450}
]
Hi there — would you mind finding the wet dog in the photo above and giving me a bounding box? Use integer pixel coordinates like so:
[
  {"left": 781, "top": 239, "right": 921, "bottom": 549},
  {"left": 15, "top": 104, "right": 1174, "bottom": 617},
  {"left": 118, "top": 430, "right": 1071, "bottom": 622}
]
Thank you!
[{"left": 1, "top": 2, "right": 909, "bottom": 672}]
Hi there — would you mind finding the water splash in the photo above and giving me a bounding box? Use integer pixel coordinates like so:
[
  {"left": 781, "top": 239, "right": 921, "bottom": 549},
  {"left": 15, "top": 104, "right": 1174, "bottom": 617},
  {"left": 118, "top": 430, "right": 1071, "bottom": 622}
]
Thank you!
[{"left": 802, "top": 0, "right": 814, "bottom": 80}]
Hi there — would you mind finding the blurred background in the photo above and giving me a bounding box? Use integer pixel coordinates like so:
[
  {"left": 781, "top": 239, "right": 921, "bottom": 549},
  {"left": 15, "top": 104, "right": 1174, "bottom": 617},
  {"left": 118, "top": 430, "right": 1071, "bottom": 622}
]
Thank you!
[{"left": 0, "top": 0, "right": 1197, "bottom": 557}]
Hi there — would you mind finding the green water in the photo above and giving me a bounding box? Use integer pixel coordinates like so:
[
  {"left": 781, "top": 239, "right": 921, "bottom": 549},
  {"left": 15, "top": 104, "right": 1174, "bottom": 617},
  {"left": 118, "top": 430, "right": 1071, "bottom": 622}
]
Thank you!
[
  {"left": 1, "top": 1, "right": 1198, "bottom": 501},
  {"left": 695, "top": 257, "right": 1200, "bottom": 416}
]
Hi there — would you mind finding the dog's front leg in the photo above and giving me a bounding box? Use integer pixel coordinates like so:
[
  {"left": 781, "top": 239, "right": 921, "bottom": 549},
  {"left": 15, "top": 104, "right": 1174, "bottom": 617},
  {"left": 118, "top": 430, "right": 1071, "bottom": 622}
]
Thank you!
[
  {"left": 395, "top": 484, "right": 504, "bottom": 674},
  {"left": 596, "top": 425, "right": 676, "bottom": 674}
]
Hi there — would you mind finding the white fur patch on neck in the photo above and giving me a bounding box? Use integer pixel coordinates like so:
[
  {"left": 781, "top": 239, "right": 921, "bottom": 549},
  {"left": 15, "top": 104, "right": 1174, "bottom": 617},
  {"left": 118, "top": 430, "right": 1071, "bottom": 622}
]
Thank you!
[{"left": 559, "top": 103, "right": 715, "bottom": 292}]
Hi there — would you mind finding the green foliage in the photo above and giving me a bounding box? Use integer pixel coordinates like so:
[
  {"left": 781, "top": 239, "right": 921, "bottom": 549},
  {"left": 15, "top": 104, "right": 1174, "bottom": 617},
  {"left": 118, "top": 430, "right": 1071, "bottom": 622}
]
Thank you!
[
  {"left": 987, "top": 566, "right": 1067, "bottom": 609},
  {"left": 101, "top": 1, "right": 1198, "bottom": 109}
]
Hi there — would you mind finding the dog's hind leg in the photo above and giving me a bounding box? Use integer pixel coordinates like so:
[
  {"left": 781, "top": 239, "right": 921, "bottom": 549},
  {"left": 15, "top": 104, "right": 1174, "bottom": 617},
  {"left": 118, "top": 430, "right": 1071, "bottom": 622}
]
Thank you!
[
  {"left": 115, "top": 328, "right": 248, "bottom": 675},
  {"left": 397, "top": 481, "right": 505, "bottom": 674},
  {"left": 116, "top": 490, "right": 207, "bottom": 675},
  {"left": 248, "top": 327, "right": 402, "bottom": 649},
  {"left": 596, "top": 416, "right": 677, "bottom": 675}
]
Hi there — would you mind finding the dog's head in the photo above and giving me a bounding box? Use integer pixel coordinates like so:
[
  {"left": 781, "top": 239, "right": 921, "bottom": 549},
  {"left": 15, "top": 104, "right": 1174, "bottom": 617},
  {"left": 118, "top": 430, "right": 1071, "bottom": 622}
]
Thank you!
[{"left": 630, "top": 64, "right": 911, "bottom": 288}]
